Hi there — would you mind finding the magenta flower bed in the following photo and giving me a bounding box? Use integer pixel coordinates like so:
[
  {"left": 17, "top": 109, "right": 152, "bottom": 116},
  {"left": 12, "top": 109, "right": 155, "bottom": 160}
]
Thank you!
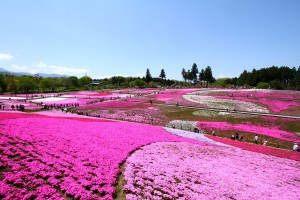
[
  {"left": 0, "top": 114, "right": 204, "bottom": 199},
  {"left": 33, "top": 97, "right": 91, "bottom": 106},
  {"left": 83, "top": 100, "right": 148, "bottom": 109},
  {"left": 152, "top": 93, "right": 179, "bottom": 100},
  {"left": 164, "top": 89, "right": 198, "bottom": 95},
  {"left": 151, "top": 89, "right": 198, "bottom": 102},
  {"left": 206, "top": 135, "right": 300, "bottom": 161},
  {"left": 69, "top": 91, "right": 103, "bottom": 95},
  {"left": 258, "top": 98, "right": 299, "bottom": 112},
  {"left": 197, "top": 121, "right": 300, "bottom": 142},
  {"left": 121, "top": 97, "right": 149, "bottom": 103},
  {"left": 124, "top": 142, "right": 300, "bottom": 200},
  {"left": 215, "top": 96, "right": 298, "bottom": 113},
  {"left": 0, "top": 99, "right": 43, "bottom": 110},
  {"left": 214, "top": 89, "right": 300, "bottom": 113}
]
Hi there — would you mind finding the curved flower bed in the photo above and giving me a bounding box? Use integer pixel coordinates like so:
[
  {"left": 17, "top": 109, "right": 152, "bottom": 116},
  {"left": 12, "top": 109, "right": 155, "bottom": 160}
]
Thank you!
[
  {"left": 167, "top": 120, "right": 198, "bottom": 130},
  {"left": 31, "top": 97, "right": 90, "bottom": 105},
  {"left": 197, "top": 121, "right": 300, "bottom": 142},
  {"left": 0, "top": 99, "right": 43, "bottom": 110},
  {"left": 259, "top": 98, "right": 298, "bottom": 113},
  {"left": 89, "top": 107, "right": 168, "bottom": 125},
  {"left": 69, "top": 91, "right": 112, "bottom": 96},
  {"left": 81, "top": 100, "right": 150, "bottom": 109},
  {"left": 150, "top": 89, "right": 198, "bottom": 102},
  {"left": 124, "top": 142, "right": 300, "bottom": 200},
  {"left": 206, "top": 135, "right": 300, "bottom": 161},
  {"left": 0, "top": 115, "right": 205, "bottom": 199},
  {"left": 214, "top": 96, "right": 299, "bottom": 113},
  {"left": 183, "top": 95, "right": 269, "bottom": 113}
]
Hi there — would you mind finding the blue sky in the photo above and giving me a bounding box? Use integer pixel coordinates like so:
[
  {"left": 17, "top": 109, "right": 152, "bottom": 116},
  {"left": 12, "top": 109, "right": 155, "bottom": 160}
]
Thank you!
[{"left": 0, "top": 0, "right": 300, "bottom": 80}]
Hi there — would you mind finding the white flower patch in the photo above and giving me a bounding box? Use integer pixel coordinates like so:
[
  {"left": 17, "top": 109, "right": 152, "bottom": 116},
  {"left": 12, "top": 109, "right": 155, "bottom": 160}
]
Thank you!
[
  {"left": 166, "top": 120, "right": 198, "bottom": 130},
  {"left": 164, "top": 127, "right": 228, "bottom": 146},
  {"left": 183, "top": 95, "right": 269, "bottom": 113},
  {"left": 31, "top": 97, "right": 69, "bottom": 102}
]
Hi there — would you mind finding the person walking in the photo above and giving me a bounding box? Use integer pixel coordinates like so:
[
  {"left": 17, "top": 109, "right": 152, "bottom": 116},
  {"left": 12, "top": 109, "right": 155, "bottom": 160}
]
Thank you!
[
  {"left": 254, "top": 134, "right": 258, "bottom": 144},
  {"left": 293, "top": 143, "right": 298, "bottom": 151},
  {"left": 263, "top": 139, "right": 268, "bottom": 146}
]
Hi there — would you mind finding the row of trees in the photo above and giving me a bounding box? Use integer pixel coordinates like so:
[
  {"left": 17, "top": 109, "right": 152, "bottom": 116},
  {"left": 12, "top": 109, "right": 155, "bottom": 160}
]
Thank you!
[
  {"left": 97, "top": 68, "right": 176, "bottom": 88},
  {"left": 0, "top": 68, "right": 176, "bottom": 94},
  {"left": 0, "top": 74, "right": 93, "bottom": 94},
  {"left": 181, "top": 63, "right": 215, "bottom": 87},
  {"left": 2, "top": 65, "right": 299, "bottom": 94},
  {"left": 222, "top": 66, "right": 300, "bottom": 90}
]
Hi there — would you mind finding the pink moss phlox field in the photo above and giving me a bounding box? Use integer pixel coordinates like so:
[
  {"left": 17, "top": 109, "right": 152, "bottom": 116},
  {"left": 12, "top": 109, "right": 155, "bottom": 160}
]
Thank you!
[
  {"left": 151, "top": 89, "right": 198, "bottom": 102},
  {"left": 82, "top": 100, "right": 150, "bottom": 109},
  {"left": 198, "top": 121, "right": 300, "bottom": 142},
  {"left": 197, "top": 121, "right": 300, "bottom": 142},
  {"left": 0, "top": 99, "right": 43, "bottom": 110},
  {"left": 121, "top": 97, "right": 149, "bottom": 103},
  {"left": 32, "top": 97, "right": 91, "bottom": 105},
  {"left": 90, "top": 107, "right": 168, "bottom": 125},
  {"left": 215, "top": 95, "right": 298, "bottom": 113},
  {"left": 258, "top": 98, "right": 299, "bottom": 112},
  {"left": 86, "top": 101, "right": 136, "bottom": 108},
  {"left": 124, "top": 142, "right": 300, "bottom": 200},
  {"left": 163, "top": 89, "right": 198, "bottom": 95},
  {"left": 206, "top": 135, "right": 300, "bottom": 161},
  {"left": 0, "top": 116, "right": 205, "bottom": 199},
  {"left": 211, "top": 90, "right": 296, "bottom": 100},
  {"left": 69, "top": 91, "right": 112, "bottom": 96}
]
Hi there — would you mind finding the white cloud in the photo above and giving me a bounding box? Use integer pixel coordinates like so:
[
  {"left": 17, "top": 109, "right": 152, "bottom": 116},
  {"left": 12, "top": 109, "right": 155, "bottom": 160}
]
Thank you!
[
  {"left": 10, "top": 62, "right": 89, "bottom": 77},
  {"left": 34, "top": 62, "right": 88, "bottom": 76},
  {"left": 11, "top": 64, "right": 28, "bottom": 71},
  {"left": 48, "top": 65, "right": 88, "bottom": 76},
  {"left": 36, "top": 61, "right": 47, "bottom": 68},
  {"left": 0, "top": 53, "right": 13, "bottom": 60}
]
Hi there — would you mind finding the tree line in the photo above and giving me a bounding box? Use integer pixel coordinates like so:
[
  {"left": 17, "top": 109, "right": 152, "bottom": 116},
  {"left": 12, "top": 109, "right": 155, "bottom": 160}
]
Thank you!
[
  {"left": 0, "top": 74, "right": 93, "bottom": 94},
  {"left": 223, "top": 66, "right": 300, "bottom": 90},
  {"left": 181, "top": 63, "right": 215, "bottom": 87},
  {"left": 1, "top": 64, "right": 299, "bottom": 94},
  {"left": 0, "top": 68, "right": 177, "bottom": 94}
]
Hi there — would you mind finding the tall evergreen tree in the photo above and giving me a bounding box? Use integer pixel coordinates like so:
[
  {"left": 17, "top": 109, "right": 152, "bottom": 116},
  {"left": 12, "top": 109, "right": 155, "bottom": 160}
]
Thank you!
[
  {"left": 191, "top": 63, "right": 199, "bottom": 84},
  {"left": 181, "top": 68, "right": 187, "bottom": 82},
  {"left": 159, "top": 69, "right": 166, "bottom": 80},
  {"left": 187, "top": 70, "right": 193, "bottom": 83},
  {"left": 145, "top": 68, "right": 152, "bottom": 83},
  {"left": 199, "top": 69, "right": 205, "bottom": 87},
  {"left": 204, "top": 66, "right": 214, "bottom": 87}
]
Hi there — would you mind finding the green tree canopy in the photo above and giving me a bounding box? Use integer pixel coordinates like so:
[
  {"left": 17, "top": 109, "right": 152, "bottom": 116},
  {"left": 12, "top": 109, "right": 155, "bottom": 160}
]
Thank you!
[{"left": 79, "top": 76, "right": 92, "bottom": 87}]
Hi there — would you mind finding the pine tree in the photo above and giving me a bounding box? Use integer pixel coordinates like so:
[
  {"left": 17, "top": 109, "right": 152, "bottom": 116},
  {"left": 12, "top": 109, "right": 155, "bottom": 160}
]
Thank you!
[
  {"left": 191, "top": 63, "right": 199, "bottom": 84},
  {"left": 159, "top": 69, "right": 166, "bottom": 80},
  {"left": 181, "top": 68, "right": 187, "bottom": 82},
  {"left": 145, "top": 68, "right": 152, "bottom": 83}
]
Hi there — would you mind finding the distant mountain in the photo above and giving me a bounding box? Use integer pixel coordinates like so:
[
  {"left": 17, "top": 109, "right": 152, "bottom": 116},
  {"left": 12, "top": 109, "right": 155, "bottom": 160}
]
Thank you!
[
  {"left": 0, "top": 67, "right": 66, "bottom": 78},
  {"left": 34, "top": 73, "right": 66, "bottom": 78},
  {"left": 0, "top": 67, "right": 10, "bottom": 73}
]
